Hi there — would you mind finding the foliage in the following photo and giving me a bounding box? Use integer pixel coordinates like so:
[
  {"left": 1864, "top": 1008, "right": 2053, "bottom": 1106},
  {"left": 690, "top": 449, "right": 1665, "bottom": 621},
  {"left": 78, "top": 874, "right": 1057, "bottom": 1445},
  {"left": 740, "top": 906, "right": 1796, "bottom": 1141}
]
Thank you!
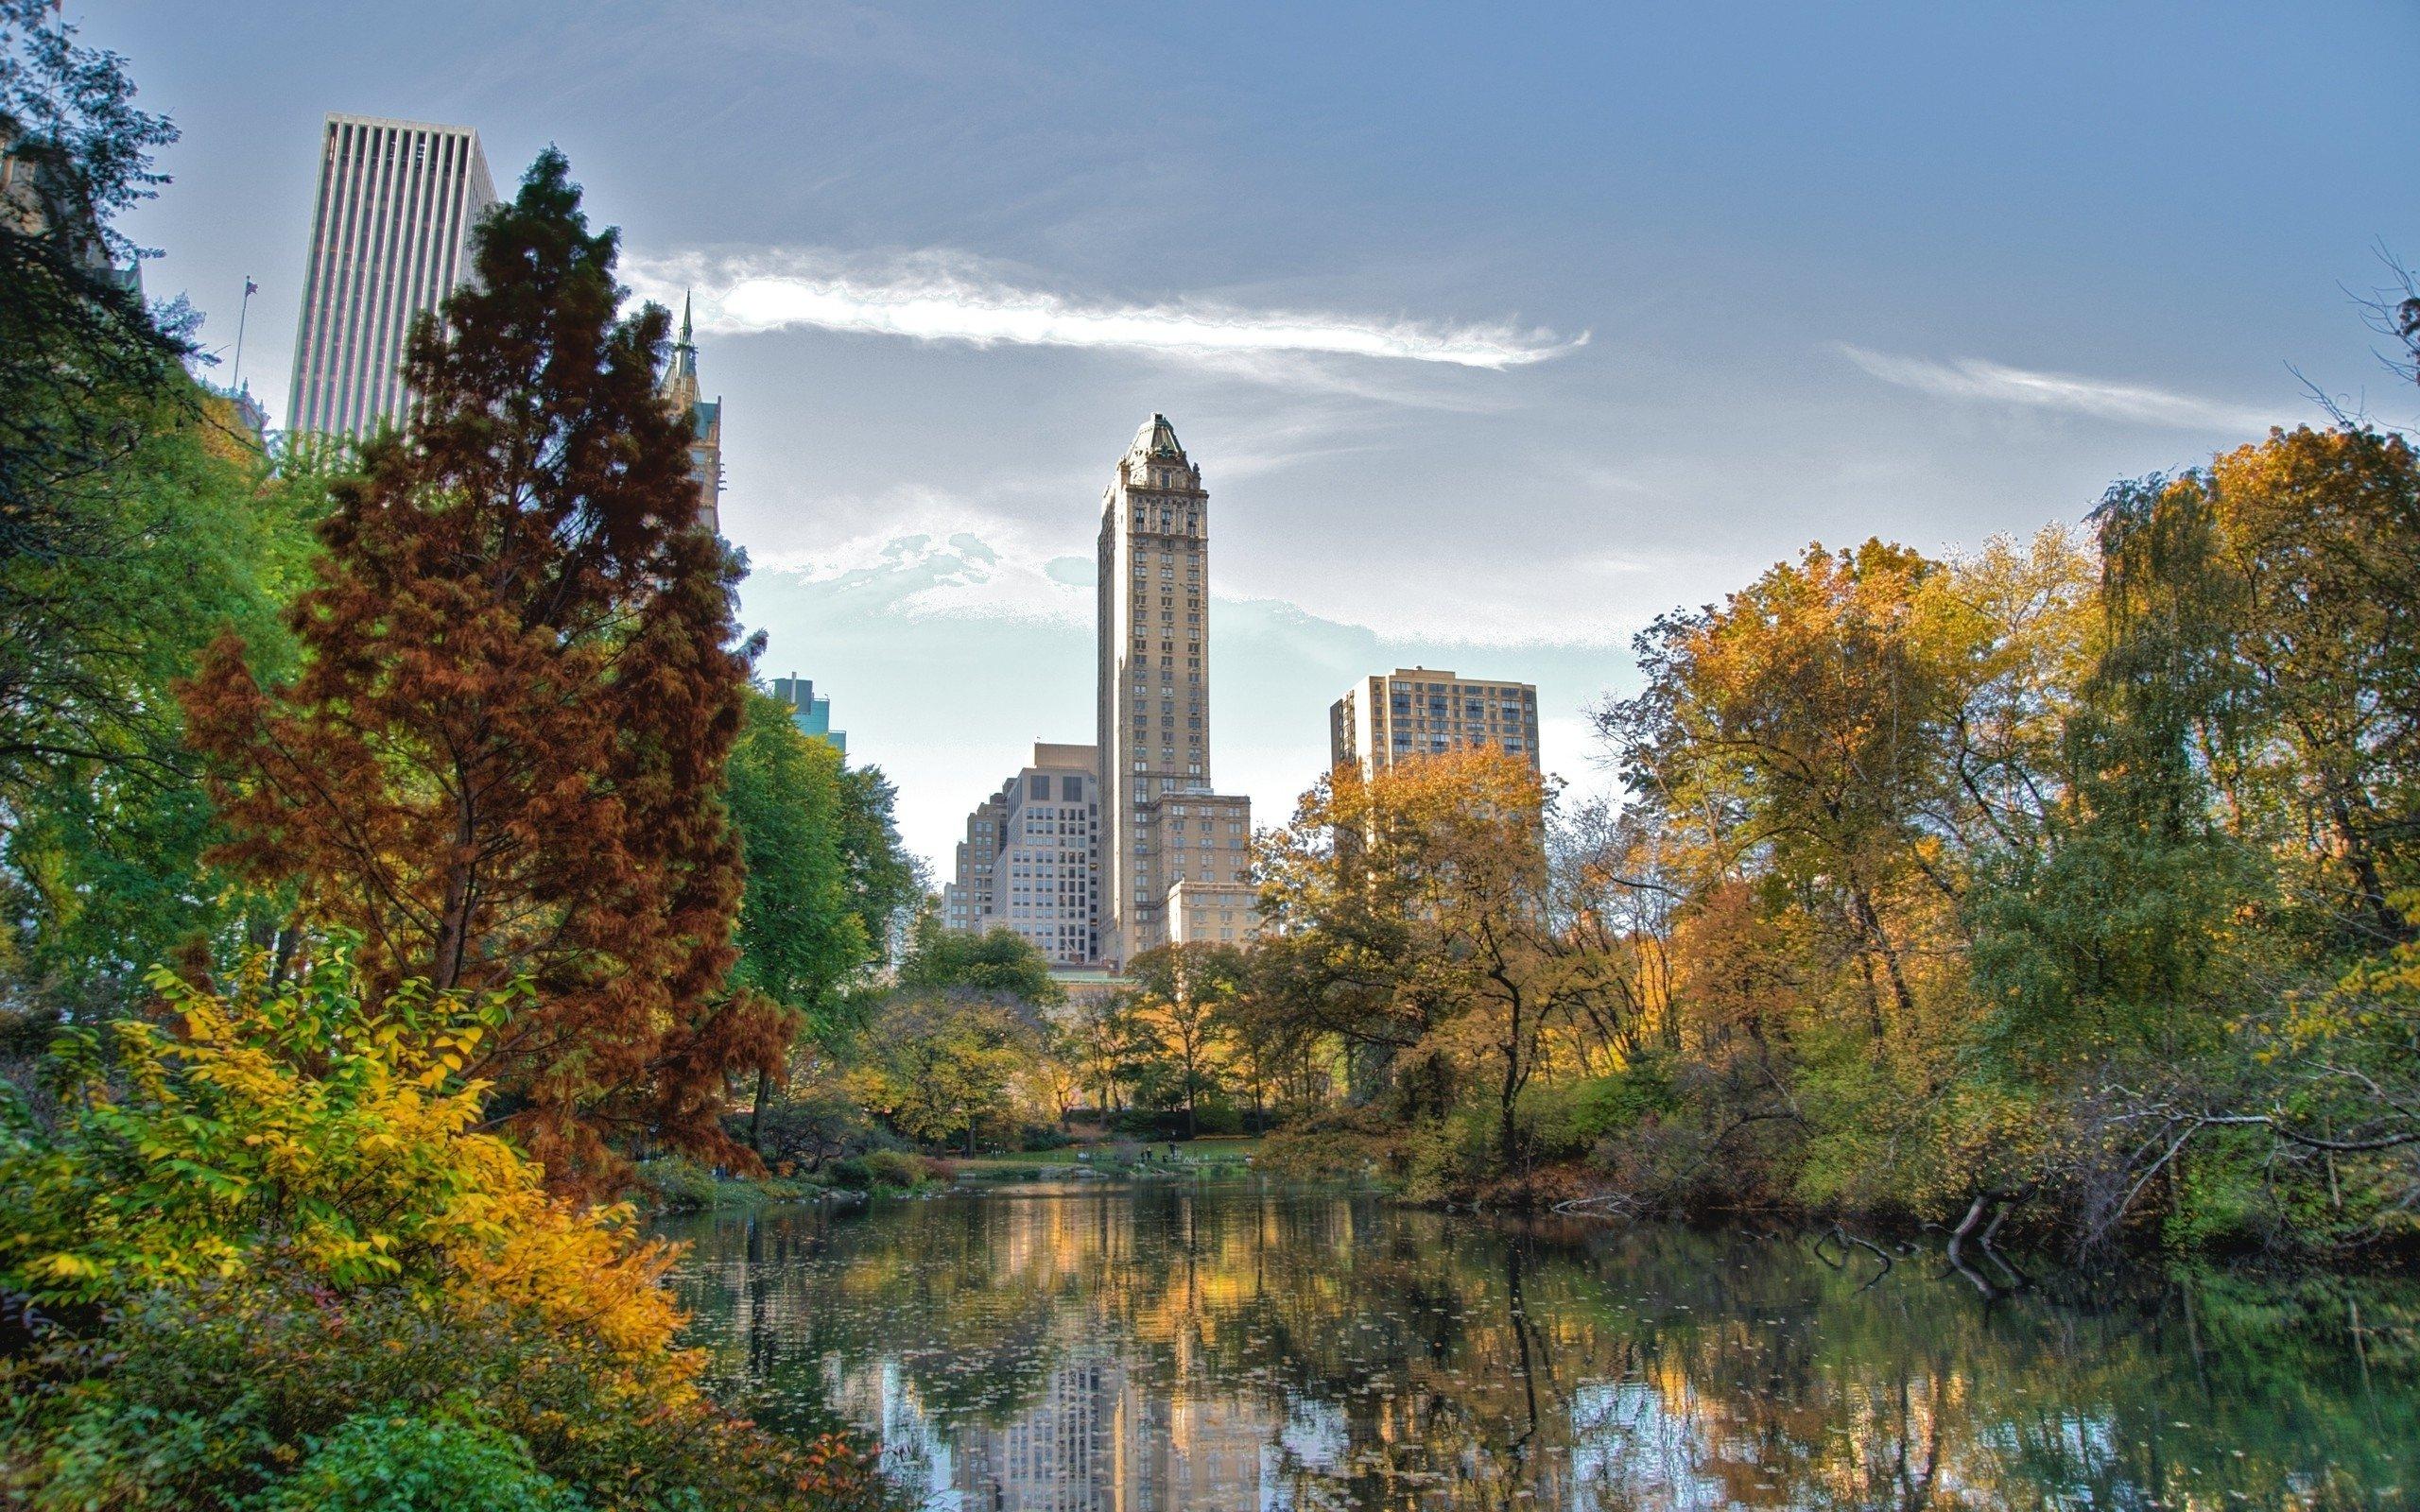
[
  {"left": 0, "top": 6, "right": 192, "bottom": 799},
  {"left": 0, "top": 953, "right": 681, "bottom": 1347},
  {"left": 1538, "top": 432, "right": 2420, "bottom": 1252},
  {"left": 728, "top": 690, "right": 870, "bottom": 1034},
  {"left": 1257, "top": 747, "right": 1635, "bottom": 1187},
  {"left": 1, "top": 420, "right": 320, "bottom": 1013},
  {"left": 180, "top": 150, "right": 780, "bottom": 1191},
  {"left": 0, "top": 957, "right": 891, "bottom": 1509},
  {"left": 1119, "top": 942, "right": 1249, "bottom": 1138},
  {"left": 242, "top": 1405, "right": 587, "bottom": 1512},
  {"left": 895, "top": 916, "right": 1064, "bottom": 1005},
  {"left": 850, "top": 990, "right": 1042, "bottom": 1155}
]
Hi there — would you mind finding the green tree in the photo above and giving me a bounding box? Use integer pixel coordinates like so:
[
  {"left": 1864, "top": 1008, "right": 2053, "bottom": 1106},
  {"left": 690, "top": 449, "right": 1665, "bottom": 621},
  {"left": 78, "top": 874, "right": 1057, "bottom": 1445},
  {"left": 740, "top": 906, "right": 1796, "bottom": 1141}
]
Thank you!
[
  {"left": 726, "top": 690, "right": 870, "bottom": 1034},
  {"left": 1122, "top": 942, "right": 1249, "bottom": 1138},
  {"left": 855, "top": 991, "right": 1041, "bottom": 1155},
  {"left": 897, "top": 916, "right": 1064, "bottom": 1005},
  {"left": 1, "top": 3, "right": 193, "bottom": 811}
]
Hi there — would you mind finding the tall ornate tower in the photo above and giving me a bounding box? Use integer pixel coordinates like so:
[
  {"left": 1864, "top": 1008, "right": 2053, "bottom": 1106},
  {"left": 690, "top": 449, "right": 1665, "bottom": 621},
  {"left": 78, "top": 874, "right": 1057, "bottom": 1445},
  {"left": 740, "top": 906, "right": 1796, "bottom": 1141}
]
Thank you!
[
  {"left": 1096, "top": 415, "right": 1251, "bottom": 964},
  {"left": 658, "top": 294, "right": 723, "bottom": 535}
]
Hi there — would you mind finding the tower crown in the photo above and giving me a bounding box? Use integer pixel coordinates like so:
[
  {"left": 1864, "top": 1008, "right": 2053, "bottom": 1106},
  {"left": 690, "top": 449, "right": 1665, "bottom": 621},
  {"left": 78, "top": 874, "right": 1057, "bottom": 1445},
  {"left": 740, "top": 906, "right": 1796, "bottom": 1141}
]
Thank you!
[{"left": 1121, "top": 413, "right": 1199, "bottom": 490}]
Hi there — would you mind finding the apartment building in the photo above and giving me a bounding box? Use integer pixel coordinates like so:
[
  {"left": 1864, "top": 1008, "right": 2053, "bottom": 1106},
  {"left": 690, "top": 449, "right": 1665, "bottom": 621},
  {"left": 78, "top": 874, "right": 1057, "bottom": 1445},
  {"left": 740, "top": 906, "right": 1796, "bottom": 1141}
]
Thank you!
[{"left": 1330, "top": 669, "right": 1542, "bottom": 779}]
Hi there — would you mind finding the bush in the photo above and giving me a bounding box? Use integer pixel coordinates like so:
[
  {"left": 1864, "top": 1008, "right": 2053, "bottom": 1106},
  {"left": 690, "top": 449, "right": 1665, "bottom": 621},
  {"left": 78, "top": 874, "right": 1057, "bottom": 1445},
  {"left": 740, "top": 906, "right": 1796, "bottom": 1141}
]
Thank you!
[
  {"left": 1019, "top": 1125, "right": 1072, "bottom": 1152},
  {"left": 0, "top": 958, "right": 894, "bottom": 1511},
  {"left": 861, "top": 1149, "right": 932, "bottom": 1190},
  {"left": 246, "top": 1404, "right": 584, "bottom": 1512},
  {"left": 634, "top": 1156, "right": 722, "bottom": 1211},
  {"left": 1522, "top": 1058, "right": 1675, "bottom": 1161},
  {"left": 0, "top": 1271, "right": 892, "bottom": 1511}
]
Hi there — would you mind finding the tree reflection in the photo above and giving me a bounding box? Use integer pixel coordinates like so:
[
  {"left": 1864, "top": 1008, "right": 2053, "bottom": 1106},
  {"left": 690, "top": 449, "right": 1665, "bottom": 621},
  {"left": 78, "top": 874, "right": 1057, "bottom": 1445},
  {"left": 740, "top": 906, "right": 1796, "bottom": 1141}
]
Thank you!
[{"left": 659, "top": 1190, "right": 2419, "bottom": 1510}]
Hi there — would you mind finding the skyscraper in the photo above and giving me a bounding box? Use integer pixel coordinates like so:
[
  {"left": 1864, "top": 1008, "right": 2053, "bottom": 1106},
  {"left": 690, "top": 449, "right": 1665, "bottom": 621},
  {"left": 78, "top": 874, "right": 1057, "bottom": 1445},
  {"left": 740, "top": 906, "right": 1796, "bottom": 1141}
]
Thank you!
[
  {"left": 657, "top": 295, "right": 724, "bottom": 535},
  {"left": 1096, "top": 415, "right": 1253, "bottom": 964},
  {"left": 287, "top": 113, "right": 496, "bottom": 441}
]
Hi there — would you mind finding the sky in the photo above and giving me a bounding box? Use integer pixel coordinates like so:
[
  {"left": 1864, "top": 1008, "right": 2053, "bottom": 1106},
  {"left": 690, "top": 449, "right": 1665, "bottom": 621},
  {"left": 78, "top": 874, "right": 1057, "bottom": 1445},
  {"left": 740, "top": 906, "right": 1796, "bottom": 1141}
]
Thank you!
[{"left": 78, "top": 0, "right": 2420, "bottom": 873}]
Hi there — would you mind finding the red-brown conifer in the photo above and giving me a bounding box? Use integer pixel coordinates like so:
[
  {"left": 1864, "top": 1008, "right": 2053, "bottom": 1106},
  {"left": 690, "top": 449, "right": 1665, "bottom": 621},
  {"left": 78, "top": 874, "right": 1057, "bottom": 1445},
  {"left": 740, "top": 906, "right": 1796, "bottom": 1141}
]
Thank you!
[{"left": 182, "top": 150, "right": 784, "bottom": 1191}]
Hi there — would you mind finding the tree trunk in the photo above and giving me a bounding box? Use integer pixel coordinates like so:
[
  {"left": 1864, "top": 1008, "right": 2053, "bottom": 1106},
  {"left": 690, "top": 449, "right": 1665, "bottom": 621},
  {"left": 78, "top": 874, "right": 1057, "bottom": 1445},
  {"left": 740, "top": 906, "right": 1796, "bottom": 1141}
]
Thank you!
[{"left": 749, "top": 1065, "right": 771, "bottom": 1155}]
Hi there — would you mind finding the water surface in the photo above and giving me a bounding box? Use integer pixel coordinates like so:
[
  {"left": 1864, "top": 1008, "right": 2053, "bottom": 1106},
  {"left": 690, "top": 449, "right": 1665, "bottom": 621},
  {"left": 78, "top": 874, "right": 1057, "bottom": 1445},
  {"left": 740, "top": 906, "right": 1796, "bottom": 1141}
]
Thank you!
[{"left": 662, "top": 1181, "right": 2418, "bottom": 1509}]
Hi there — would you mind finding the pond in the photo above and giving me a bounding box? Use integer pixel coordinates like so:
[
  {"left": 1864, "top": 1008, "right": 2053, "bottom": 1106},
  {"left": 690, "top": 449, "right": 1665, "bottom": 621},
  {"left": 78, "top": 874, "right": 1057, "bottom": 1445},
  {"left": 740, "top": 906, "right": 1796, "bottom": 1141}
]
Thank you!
[{"left": 660, "top": 1180, "right": 2419, "bottom": 1510}]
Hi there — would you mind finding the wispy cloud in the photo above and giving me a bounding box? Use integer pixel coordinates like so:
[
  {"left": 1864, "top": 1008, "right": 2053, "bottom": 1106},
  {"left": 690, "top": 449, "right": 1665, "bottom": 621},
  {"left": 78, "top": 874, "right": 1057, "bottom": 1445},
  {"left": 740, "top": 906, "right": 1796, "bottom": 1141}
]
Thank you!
[
  {"left": 628, "top": 248, "right": 1586, "bottom": 371},
  {"left": 1838, "top": 344, "right": 2281, "bottom": 432}
]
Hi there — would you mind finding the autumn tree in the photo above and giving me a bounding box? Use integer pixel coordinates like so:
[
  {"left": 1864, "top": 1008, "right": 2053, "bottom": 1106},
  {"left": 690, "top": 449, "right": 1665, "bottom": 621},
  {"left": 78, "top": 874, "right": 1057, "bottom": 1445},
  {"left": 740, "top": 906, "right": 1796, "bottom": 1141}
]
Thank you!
[
  {"left": 1122, "top": 942, "right": 1249, "bottom": 1138},
  {"left": 854, "top": 991, "right": 1042, "bottom": 1155},
  {"left": 182, "top": 150, "right": 778, "bottom": 1188},
  {"left": 1261, "top": 747, "right": 1626, "bottom": 1175}
]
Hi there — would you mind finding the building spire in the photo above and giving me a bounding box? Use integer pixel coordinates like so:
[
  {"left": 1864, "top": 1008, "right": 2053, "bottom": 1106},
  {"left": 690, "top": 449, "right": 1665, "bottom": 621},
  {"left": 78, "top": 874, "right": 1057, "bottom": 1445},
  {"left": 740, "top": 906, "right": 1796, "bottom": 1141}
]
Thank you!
[{"left": 680, "top": 290, "right": 694, "bottom": 347}]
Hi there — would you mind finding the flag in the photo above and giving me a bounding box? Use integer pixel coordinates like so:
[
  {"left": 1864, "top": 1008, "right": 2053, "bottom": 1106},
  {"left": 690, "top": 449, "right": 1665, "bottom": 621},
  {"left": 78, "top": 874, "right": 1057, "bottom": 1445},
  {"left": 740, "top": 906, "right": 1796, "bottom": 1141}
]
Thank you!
[{"left": 244, "top": 278, "right": 258, "bottom": 297}]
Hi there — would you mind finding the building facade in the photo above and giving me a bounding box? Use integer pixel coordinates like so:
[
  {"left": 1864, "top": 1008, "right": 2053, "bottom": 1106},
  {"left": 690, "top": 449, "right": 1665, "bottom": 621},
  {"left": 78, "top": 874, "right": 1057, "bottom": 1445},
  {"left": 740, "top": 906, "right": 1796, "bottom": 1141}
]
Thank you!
[
  {"left": 656, "top": 295, "right": 723, "bottom": 535},
  {"left": 1095, "top": 416, "right": 1253, "bottom": 964},
  {"left": 769, "top": 675, "right": 845, "bottom": 756},
  {"left": 942, "top": 744, "right": 1101, "bottom": 967},
  {"left": 1330, "top": 668, "right": 1542, "bottom": 779},
  {"left": 287, "top": 113, "right": 496, "bottom": 441},
  {"left": 941, "top": 792, "right": 1006, "bottom": 935}
]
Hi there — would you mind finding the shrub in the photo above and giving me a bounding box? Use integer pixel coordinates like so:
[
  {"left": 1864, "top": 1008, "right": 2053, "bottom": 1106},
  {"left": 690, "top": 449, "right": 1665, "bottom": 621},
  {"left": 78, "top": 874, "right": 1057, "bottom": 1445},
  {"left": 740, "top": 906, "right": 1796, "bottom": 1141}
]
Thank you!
[
  {"left": 860, "top": 1149, "right": 928, "bottom": 1190},
  {"left": 634, "top": 1156, "right": 723, "bottom": 1211},
  {"left": 1019, "top": 1125, "right": 1072, "bottom": 1152},
  {"left": 246, "top": 1404, "right": 584, "bottom": 1512},
  {"left": 0, "top": 956, "right": 893, "bottom": 1511}
]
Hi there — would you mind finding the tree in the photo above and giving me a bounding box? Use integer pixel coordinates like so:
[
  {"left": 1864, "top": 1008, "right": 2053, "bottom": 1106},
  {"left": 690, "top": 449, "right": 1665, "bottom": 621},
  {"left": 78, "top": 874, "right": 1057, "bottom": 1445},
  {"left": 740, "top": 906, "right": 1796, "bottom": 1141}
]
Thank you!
[
  {"left": 854, "top": 991, "right": 1041, "bottom": 1155},
  {"left": 2199, "top": 427, "right": 2420, "bottom": 944},
  {"left": 1123, "top": 942, "right": 1249, "bottom": 1137},
  {"left": 1599, "top": 541, "right": 1980, "bottom": 1043},
  {"left": 726, "top": 690, "right": 871, "bottom": 1033},
  {"left": 0, "top": 1, "right": 204, "bottom": 810},
  {"left": 1260, "top": 748, "right": 1622, "bottom": 1175},
  {"left": 182, "top": 150, "right": 778, "bottom": 1189},
  {"left": 896, "top": 916, "right": 1064, "bottom": 1005},
  {"left": 836, "top": 763, "right": 920, "bottom": 969}
]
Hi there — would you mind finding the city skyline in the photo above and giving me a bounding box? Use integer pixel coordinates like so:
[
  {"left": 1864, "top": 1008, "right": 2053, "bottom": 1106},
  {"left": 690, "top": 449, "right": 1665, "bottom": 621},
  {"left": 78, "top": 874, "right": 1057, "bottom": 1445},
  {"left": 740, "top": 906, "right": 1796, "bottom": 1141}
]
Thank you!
[{"left": 85, "top": 0, "right": 2418, "bottom": 869}]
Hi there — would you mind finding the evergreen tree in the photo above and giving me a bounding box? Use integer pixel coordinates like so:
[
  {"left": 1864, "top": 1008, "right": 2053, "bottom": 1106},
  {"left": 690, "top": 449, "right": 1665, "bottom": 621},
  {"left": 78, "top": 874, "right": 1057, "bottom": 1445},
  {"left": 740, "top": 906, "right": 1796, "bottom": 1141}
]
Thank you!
[{"left": 182, "top": 150, "right": 778, "bottom": 1189}]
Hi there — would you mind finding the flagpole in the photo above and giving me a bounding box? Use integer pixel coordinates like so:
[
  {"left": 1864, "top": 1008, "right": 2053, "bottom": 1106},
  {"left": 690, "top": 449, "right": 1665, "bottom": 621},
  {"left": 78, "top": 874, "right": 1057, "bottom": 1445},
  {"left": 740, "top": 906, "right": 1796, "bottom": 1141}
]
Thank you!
[{"left": 232, "top": 277, "right": 255, "bottom": 391}]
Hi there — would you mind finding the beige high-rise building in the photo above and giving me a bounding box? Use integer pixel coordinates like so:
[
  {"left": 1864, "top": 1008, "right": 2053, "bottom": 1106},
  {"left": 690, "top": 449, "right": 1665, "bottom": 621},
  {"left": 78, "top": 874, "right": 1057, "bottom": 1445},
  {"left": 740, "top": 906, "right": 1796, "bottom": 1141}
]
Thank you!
[
  {"left": 942, "top": 744, "right": 1101, "bottom": 967},
  {"left": 1095, "top": 416, "right": 1253, "bottom": 965},
  {"left": 287, "top": 113, "right": 496, "bottom": 440},
  {"left": 1331, "top": 668, "right": 1542, "bottom": 779}
]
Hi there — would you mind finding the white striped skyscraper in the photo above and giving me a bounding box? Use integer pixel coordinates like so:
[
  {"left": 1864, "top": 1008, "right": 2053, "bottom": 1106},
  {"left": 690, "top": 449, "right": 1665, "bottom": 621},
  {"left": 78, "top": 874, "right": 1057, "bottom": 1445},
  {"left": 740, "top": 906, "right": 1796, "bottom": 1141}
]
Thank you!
[{"left": 286, "top": 113, "right": 497, "bottom": 440}]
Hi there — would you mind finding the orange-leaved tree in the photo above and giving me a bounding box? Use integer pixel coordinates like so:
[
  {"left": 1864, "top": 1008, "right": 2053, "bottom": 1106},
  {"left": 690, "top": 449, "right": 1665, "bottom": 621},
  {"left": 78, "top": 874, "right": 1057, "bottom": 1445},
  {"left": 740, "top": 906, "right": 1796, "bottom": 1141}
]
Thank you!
[{"left": 181, "top": 149, "right": 782, "bottom": 1190}]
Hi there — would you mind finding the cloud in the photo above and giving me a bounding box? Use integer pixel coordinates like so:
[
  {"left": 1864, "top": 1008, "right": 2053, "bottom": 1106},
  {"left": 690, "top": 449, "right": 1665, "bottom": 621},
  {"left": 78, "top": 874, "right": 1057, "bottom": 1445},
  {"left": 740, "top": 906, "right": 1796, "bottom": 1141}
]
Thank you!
[
  {"left": 1838, "top": 344, "right": 2281, "bottom": 432},
  {"left": 744, "top": 492, "right": 1094, "bottom": 628},
  {"left": 628, "top": 247, "right": 1587, "bottom": 371}
]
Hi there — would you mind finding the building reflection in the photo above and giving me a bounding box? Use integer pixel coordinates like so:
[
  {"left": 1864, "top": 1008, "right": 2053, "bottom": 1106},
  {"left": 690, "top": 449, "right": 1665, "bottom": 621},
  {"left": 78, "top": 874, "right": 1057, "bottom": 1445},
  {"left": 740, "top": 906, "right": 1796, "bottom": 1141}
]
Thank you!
[{"left": 661, "top": 1185, "right": 2420, "bottom": 1512}]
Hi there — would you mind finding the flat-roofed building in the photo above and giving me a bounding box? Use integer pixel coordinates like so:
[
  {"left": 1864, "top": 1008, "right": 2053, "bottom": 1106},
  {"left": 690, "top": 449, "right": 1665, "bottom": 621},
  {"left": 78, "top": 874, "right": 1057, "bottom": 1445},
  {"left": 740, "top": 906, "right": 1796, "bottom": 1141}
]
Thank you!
[
  {"left": 1331, "top": 668, "right": 1541, "bottom": 779},
  {"left": 945, "top": 744, "right": 1102, "bottom": 967},
  {"left": 287, "top": 113, "right": 496, "bottom": 441},
  {"left": 1167, "top": 879, "right": 1255, "bottom": 946}
]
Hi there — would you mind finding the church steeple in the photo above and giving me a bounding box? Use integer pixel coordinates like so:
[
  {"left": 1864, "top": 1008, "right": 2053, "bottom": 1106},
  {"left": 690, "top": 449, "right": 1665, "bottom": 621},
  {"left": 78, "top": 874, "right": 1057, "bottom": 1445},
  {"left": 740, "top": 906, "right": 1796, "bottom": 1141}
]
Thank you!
[
  {"left": 658, "top": 290, "right": 720, "bottom": 536},
  {"left": 665, "top": 291, "right": 699, "bottom": 389}
]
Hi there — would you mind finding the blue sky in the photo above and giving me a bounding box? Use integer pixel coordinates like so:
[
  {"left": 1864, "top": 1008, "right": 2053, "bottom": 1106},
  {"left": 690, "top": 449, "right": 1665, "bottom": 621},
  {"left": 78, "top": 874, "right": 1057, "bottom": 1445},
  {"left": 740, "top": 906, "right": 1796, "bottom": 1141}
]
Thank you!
[{"left": 84, "top": 0, "right": 2419, "bottom": 869}]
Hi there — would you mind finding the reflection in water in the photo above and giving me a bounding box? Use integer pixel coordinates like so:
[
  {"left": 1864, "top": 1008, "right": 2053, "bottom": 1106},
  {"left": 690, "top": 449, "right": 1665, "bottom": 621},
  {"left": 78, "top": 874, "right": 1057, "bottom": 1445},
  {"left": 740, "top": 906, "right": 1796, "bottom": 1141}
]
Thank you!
[{"left": 659, "top": 1183, "right": 2418, "bottom": 1510}]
